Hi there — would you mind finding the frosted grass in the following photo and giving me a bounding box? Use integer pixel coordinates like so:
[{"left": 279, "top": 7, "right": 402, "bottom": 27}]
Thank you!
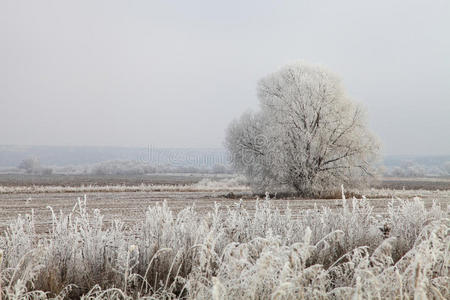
[{"left": 0, "top": 192, "right": 448, "bottom": 299}]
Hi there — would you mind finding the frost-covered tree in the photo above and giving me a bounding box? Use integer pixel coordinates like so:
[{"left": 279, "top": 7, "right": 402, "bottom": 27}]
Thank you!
[
  {"left": 18, "top": 157, "right": 41, "bottom": 174},
  {"left": 444, "top": 161, "right": 450, "bottom": 175},
  {"left": 226, "top": 62, "right": 380, "bottom": 195}
]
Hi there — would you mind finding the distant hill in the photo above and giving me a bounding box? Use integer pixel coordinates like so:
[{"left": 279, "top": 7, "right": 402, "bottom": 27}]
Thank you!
[
  {"left": 383, "top": 154, "right": 450, "bottom": 177},
  {"left": 383, "top": 155, "right": 450, "bottom": 168},
  {"left": 0, "top": 145, "right": 228, "bottom": 168},
  {"left": 0, "top": 145, "right": 449, "bottom": 176}
]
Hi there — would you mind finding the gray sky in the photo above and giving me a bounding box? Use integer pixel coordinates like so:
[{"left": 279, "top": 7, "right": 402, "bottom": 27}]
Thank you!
[{"left": 1, "top": 0, "right": 449, "bottom": 155}]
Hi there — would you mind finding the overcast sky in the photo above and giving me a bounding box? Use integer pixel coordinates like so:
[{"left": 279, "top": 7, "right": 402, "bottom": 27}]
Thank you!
[{"left": 1, "top": 0, "right": 449, "bottom": 155}]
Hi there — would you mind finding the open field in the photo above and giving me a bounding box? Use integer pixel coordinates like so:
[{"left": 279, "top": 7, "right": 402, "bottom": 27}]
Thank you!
[
  {"left": 374, "top": 176, "right": 450, "bottom": 190},
  {"left": 0, "top": 187, "right": 448, "bottom": 299},
  {"left": 0, "top": 175, "right": 449, "bottom": 298},
  {"left": 2, "top": 173, "right": 450, "bottom": 189},
  {"left": 1, "top": 191, "right": 448, "bottom": 234},
  {"left": 0, "top": 175, "right": 449, "bottom": 234},
  {"left": 0, "top": 173, "right": 217, "bottom": 187}
]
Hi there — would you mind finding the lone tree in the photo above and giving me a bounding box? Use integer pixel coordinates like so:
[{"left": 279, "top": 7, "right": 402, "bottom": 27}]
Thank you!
[
  {"left": 18, "top": 157, "right": 41, "bottom": 174},
  {"left": 226, "top": 62, "right": 380, "bottom": 195}
]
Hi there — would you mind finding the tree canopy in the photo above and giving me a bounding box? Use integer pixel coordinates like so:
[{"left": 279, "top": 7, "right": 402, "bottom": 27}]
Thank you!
[{"left": 226, "top": 62, "right": 380, "bottom": 195}]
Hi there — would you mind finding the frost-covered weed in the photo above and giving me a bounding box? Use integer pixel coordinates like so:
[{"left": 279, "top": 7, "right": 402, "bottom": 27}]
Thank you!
[{"left": 0, "top": 194, "right": 448, "bottom": 299}]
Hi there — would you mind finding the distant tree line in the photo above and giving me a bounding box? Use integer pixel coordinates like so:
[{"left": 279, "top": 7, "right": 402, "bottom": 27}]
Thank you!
[
  {"left": 90, "top": 160, "right": 233, "bottom": 175},
  {"left": 385, "top": 161, "right": 450, "bottom": 177},
  {"left": 15, "top": 157, "right": 233, "bottom": 176}
]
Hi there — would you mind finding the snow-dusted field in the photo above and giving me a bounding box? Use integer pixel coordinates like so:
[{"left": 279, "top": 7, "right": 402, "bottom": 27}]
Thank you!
[
  {"left": 0, "top": 185, "right": 448, "bottom": 233},
  {"left": 0, "top": 177, "right": 449, "bottom": 299},
  {"left": 0, "top": 189, "right": 448, "bottom": 299}
]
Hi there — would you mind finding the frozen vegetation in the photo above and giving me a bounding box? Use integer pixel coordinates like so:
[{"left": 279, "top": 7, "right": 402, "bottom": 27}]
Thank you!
[
  {"left": 0, "top": 192, "right": 448, "bottom": 299},
  {"left": 226, "top": 62, "right": 380, "bottom": 195},
  {"left": 3, "top": 176, "right": 450, "bottom": 200},
  {"left": 0, "top": 176, "right": 250, "bottom": 194}
]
